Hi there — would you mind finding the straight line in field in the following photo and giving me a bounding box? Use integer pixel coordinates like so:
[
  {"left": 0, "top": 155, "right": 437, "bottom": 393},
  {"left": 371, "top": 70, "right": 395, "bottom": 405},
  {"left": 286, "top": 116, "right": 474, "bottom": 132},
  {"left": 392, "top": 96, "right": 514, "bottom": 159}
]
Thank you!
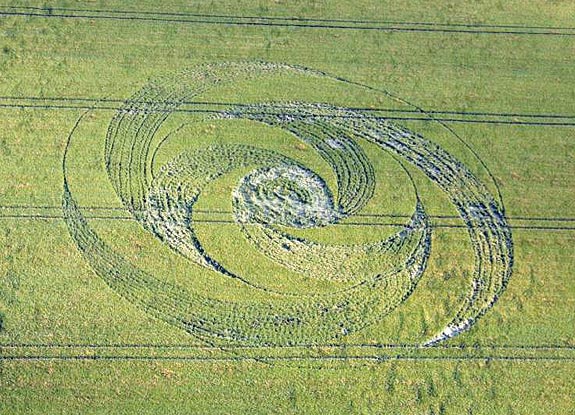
[
  {"left": 0, "top": 213, "right": 573, "bottom": 231},
  {"left": 3, "top": 343, "right": 573, "bottom": 350},
  {"left": 1, "top": 6, "right": 573, "bottom": 36},
  {"left": 2, "top": 205, "right": 574, "bottom": 223},
  {"left": 1, "top": 355, "right": 573, "bottom": 362},
  {"left": 3, "top": 341, "right": 575, "bottom": 363},
  {"left": 1, "top": 105, "right": 574, "bottom": 127},
  {"left": 1, "top": 96, "right": 574, "bottom": 122},
  {"left": 5, "top": 4, "right": 575, "bottom": 31},
  {"left": 3, "top": 96, "right": 575, "bottom": 119}
]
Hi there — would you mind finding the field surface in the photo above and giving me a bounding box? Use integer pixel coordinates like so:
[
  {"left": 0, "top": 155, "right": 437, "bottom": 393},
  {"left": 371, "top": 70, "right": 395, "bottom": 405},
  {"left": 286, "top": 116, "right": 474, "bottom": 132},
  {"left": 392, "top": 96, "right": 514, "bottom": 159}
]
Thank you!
[{"left": 0, "top": 1, "right": 574, "bottom": 414}]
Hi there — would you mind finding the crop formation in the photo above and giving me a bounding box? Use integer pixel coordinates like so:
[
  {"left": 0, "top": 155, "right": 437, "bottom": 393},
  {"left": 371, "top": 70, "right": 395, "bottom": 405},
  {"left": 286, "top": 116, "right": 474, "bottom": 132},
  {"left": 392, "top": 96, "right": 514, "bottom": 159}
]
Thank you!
[{"left": 62, "top": 62, "right": 513, "bottom": 350}]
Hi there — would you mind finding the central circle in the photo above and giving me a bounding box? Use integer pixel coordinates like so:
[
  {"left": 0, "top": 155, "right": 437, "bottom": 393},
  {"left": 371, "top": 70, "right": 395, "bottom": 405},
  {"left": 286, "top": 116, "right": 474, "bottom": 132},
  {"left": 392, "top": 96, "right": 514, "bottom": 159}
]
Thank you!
[{"left": 232, "top": 164, "right": 341, "bottom": 228}]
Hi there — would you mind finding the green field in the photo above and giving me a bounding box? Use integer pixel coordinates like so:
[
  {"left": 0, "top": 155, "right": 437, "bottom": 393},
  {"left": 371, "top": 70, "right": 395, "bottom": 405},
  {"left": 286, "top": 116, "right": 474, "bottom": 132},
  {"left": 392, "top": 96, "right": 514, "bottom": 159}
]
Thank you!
[{"left": 0, "top": 1, "right": 574, "bottom": 414}]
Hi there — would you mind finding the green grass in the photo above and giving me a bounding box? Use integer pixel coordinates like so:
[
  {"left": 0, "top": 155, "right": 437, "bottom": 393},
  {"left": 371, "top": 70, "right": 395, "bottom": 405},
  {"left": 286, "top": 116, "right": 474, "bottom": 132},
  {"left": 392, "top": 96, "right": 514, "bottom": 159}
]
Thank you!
[{"left": 0, "top": 1, "right": 574, "bottom": 413}]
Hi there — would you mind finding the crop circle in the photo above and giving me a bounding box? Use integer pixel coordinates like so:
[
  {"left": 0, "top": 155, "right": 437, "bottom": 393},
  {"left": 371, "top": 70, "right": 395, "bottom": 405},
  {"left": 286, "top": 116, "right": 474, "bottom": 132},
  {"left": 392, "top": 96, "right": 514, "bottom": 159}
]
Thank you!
[{"left": 62, "top": 62, "right": 513, "bottom": 347}]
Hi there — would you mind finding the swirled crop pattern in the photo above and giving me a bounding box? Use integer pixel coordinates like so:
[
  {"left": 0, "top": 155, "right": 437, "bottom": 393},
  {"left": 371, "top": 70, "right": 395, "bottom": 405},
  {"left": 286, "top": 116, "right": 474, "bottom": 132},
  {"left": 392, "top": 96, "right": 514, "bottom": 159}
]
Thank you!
[{"left": 63, "top": 62, "right": 512, "bottom": 346}]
